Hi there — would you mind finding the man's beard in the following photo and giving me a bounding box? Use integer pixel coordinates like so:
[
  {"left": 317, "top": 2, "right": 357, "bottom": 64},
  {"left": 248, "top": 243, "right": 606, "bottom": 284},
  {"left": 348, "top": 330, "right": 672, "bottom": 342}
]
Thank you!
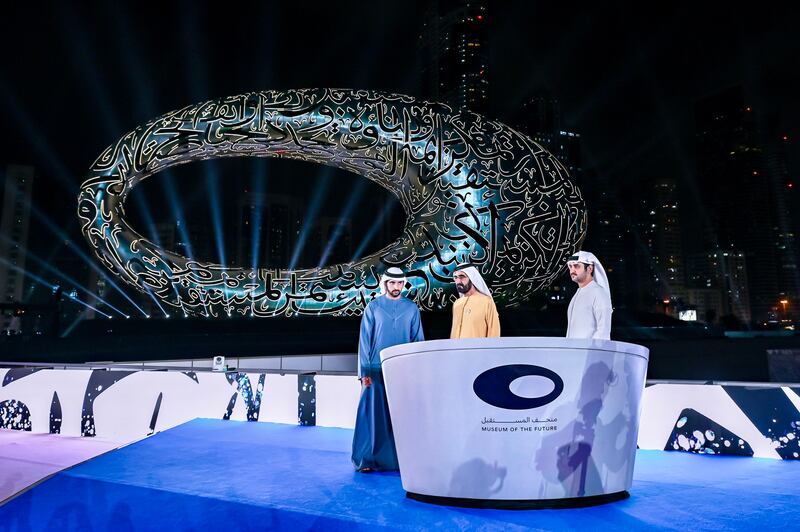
[
  {"left": 389, "top": 289, "right": 401, "bottom": 297},
  {"left": 456, "top": 280, "right": 472, "bottom": 294}
]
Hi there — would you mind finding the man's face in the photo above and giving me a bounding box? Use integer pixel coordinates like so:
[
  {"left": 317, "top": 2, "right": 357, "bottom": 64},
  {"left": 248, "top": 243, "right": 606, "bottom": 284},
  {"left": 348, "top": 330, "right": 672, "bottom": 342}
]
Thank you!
[
  {"left": 385, "top": 279, "right": 404, "bottom": 299},
  {"left": 568, "top": 262, "right": 593, "bottom": 285},
  {"left": 453, "top": 271, "right": 473, "bottom": 294}
]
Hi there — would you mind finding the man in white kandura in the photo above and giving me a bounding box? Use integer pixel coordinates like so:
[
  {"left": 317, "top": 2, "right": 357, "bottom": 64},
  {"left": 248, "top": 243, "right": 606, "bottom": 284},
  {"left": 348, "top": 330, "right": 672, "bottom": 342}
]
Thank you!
[{"left": 566, "top": 251, "right": 613, "bottom": 340}]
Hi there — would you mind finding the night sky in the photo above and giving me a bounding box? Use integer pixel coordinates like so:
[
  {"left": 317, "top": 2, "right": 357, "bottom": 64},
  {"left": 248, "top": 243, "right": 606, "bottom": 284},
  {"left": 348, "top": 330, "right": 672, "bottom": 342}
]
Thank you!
[{"left": 1, "top": 1, "right": 798, "bottom": 268}]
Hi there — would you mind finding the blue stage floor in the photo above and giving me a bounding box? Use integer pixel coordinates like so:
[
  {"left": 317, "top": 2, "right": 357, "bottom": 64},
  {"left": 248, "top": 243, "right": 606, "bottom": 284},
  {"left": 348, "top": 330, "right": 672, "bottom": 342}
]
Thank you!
[{"left": 1, "top": 418, "right": 798, "bottom": 530}]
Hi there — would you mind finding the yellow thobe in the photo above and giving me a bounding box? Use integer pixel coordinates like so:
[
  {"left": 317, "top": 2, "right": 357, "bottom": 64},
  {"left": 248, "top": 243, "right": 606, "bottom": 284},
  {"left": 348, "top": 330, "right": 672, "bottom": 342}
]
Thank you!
[{"left": 450, "top": 292, "right": 501, "bottom": 339}]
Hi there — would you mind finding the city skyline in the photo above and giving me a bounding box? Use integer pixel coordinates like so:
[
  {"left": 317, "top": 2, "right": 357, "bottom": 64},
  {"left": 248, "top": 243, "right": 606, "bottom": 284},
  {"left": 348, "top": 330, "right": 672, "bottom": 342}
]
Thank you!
[{"left": 1, "top": 2, "right": 798, "bottom": 330}]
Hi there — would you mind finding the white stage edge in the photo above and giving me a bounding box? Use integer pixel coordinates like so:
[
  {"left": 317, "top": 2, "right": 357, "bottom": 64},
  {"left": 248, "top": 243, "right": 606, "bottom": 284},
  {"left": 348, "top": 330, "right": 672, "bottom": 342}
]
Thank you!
[{"left": 1, "top": 367, "right": 798, "bottom": 460}]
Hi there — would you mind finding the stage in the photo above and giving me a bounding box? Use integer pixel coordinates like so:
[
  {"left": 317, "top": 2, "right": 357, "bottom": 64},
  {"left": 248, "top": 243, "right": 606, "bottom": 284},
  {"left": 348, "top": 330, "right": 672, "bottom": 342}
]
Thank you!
[
  {"left": 1, "top": 419, "right": 798, "bottom": 530},
  {"left": 0, "top": 430, "right": 123, "bottom": 504}
]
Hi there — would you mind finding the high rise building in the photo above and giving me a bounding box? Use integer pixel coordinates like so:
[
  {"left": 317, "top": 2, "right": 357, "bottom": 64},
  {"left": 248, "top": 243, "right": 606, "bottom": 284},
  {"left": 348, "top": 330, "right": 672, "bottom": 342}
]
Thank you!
[
  {"left": 520, "top": 92, "right": 561, "bottom": 136},
  {"left": 419, "top": 0, "right": 489, "bottom": 113},
  {"left": 50, "top": 241, "right": 93, "bottom": 327},
  {"left": 154, "top": 223, "right": 176, "bottom": 252},
  {"left": 514, "top": 94, "right": 586, "bottom": 307},
  {"left": 590, "top": 188, "right": 630, "bottom": 307},
  {"left": 687, "top": 250, "right": 751, "bottom": 324},
  {"left": 237, "top": 192, "right": 268, "bottom": 268},
  {"left": 174, "top": 220, "right": 213, "bottom": 266},
  {"left": 86, "top": 267, "right": 110, "bottom": 321},
  {"left": 262, "top": 195, "right": 303, "bottom": 269},
  {"left": 0, "top": 164, "right": 35, "bottom": 333},
  {"left": 684, "top": 287, "right": 725, "bottom": 325},
  {"left": 305, "top": 217, "right": 353, "bottom": 268},
  {"left": 515, "top": 92, "right": 582, "bottom": 178},
  {"left": 764, "top": 147, "right": 799, "bottom": 308},
  {"left": 134, "top": 223, "right": 177, "bottom": 318},
  {"left": 553, "top": 130, "right": 582, "bottom": 178},
  {"left": 642, "top": 179, "right": 685, "bottom": 304},
  {"left": 694, "top": 86, "right": 777, "bottom": 322}
]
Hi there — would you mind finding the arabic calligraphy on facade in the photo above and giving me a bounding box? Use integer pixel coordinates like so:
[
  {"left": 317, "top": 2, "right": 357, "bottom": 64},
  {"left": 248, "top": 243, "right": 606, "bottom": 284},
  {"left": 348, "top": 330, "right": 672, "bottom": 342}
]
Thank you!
[{"left": 79, "top": 89, "right": 586, "bottom": 317}]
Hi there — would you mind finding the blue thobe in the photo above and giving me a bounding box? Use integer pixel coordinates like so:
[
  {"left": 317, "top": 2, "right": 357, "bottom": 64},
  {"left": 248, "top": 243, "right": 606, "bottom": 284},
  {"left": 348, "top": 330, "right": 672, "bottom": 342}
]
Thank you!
[{"left": 352, "top": 296, "right": 424, "bottom": 471}]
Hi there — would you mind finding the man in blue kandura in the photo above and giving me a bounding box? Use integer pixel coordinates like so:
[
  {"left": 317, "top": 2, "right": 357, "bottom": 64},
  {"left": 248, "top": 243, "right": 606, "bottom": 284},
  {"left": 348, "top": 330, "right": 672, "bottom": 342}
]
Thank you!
[{"left": 352, "top": 267, "right": 424, "bottom": 472}]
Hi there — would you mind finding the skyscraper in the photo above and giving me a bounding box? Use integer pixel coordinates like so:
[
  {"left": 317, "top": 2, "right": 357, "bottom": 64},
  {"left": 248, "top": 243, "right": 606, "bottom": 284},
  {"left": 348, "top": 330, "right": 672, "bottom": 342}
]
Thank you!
[
  {"left": 306, "top": 217, "right": 352, "bottom": 268},
  {"left": 419, "top": 0, "right": 489, "bottom": 113},
  {"left": 590, "top": 187, "right": 630, "bottom": 306},
  {"left": 520, "top": 92, "right": 561, "bottom": 138},
  {"left": 513, "top": 93, "right": 587, "bottom": 306},
  {"left": 174, "top": 220, "right": 213, "bottom": 266},
  {"left": 516, "top": 92, "right": 582, "bottom": 180},
  {"left": 50, "top": 241, "right": 93, "bottom": 327},
  {"left": 237, "top": 192, "right": 267, "bottom": 268},
  {"left": 154, "top": 222, "right": 176, "bottom": 252},
  {"left": 263, "top": 195, "right": 302, "bottom": 269},
  {"left": 764, "top": 146, "right": 799, "bottom": 309},
  {"left": 0, "top": 164, "right": 35, "bottom": 333},
  {"left": 85, "top": 267, "right": 109, "bottom": 321},
  {"left": 686, "top": 250, "right": 751, "bottom": 324},
  {"left": 694, "top": 86, "right": 777, "bottom": 322},
  {"left": 642, "top": 179, "right": 685, "bottom": 304}
]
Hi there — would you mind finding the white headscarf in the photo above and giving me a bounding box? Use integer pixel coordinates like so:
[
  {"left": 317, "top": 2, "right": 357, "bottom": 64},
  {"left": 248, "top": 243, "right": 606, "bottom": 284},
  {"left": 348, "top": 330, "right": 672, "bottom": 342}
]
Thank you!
[
  {"left": 567, "top": 251, "right": 611, "bottom": 298},
  {"left": 379, "top": 267, "right": 407, "bottom": 295},
  {"left": 454, "top": 265, "right": 492, "bottom": 298}
]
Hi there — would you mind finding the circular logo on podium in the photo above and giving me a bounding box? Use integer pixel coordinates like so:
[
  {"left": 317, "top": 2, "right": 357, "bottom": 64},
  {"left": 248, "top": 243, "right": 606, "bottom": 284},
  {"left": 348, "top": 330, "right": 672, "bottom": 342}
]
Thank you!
[{"left": 473, "top": 364, "right": 564, "bottom": 410}]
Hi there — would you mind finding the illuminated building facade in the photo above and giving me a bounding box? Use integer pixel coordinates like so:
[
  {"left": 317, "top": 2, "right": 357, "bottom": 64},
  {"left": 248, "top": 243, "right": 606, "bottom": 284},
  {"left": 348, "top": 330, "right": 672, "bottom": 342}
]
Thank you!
[
  {"left": 78, "top": 89, "right": 587, "bottom": 317},
  {"left": 642, "top": 179, "right": 685, "bottom": 309},
  {"left": 0, "top": 164, "right": 35, "bottom": 333},
  {"left": 694, "top": 86, "right": 776, "bottom": 321},
  {"left": 419, "top": 0, "right": 489, "bottom": 113},
  {"left": 687, "top": 250, "right": 751, "bottom": 324}
]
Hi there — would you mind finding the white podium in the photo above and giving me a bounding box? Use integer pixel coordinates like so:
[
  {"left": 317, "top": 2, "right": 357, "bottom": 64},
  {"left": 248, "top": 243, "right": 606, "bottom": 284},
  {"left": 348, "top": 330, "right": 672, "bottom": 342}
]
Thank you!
[{"left": 380, "top": 337, "right": 649, "bottom": 508}]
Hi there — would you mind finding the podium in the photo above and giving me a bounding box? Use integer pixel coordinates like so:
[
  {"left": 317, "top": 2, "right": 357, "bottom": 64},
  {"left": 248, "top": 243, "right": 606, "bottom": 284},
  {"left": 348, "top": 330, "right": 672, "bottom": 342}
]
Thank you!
[{"left": 380, "top": 337, "right": 649, "bottom": 508}]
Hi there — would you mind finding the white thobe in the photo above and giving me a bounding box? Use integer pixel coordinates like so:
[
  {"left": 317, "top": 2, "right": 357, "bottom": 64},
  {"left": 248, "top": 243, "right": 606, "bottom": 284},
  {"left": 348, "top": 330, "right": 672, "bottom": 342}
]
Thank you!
[{"left": 566, "top": 281, "right": 613, "bottom": 340}]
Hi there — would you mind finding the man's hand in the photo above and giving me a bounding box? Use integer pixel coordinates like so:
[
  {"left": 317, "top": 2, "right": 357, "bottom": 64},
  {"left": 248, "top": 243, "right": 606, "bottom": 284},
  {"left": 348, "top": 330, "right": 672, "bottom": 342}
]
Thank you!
[{"left": 361, "top": 376, "right": 373, "bottom": 387}]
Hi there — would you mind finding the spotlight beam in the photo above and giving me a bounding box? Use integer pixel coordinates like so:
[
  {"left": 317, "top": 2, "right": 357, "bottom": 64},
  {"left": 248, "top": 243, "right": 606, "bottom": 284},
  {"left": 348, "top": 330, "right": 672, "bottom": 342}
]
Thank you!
[
  {"left": 250, "top": 158, "right": 267, "bottom": 273},
  {"left": 2, "top": 236, "right": 128, "bottom": 317},
  {"left": 581, "top": 140, "right": 683, "bottom": 297},
  {"left": 145, "top": 289, "right": 170, "bottom": 318},
  {"left": 100, "top": 1, "right": 158, "bottom": 118},
  {"left": 205, "top": 168, "right": 227, "bottom": 268},
  {"left": 60, "top": 314, "right": 87, "bottom": 338},
  {"left": 0, "top": 257, "right": 109, "bottom": 318},
  {"left": 64, "top": 292, "right": 112, "bottom": 318},
  {"left": 130, "top": 192, "right": 163, "bottom": 248},
  {"left": 29, "top": 203, "right": 149, "bottom": 317},
  {"left": 352, "top": 198, "right": 399, "bottom": 261},
  {"left": 98, "top": 0, "right": 176, "bottom": 253},
  {"left": 0, "top": 81, "right": 78, "bottom": 194},
  {"left": 162, "top": 177, "right": 196, "bottom": 261},
  {"left": 318, "top": 181, "right": 367, "bottom": 268},
  {"left": 178, "top": 0, "right": 218, "bottom": 272},
  {"left": 0, "top": 257, "right": 57, "bottom": 292},
  {"left": 55, "top": 3, "right": 123, "bottom": 135},
  {"left": 4, "top": 11, "right": 165, "bottom": 319},
  {"left": 289, "top": 169, "right": 333, "bottom": 270}
]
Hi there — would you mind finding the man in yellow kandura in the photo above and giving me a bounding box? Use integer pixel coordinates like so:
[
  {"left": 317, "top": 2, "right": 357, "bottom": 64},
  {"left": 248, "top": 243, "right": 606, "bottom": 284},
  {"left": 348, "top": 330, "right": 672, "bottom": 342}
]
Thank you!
[{"left": 450, "top": 264, "right": 501, "bottom": 339}]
